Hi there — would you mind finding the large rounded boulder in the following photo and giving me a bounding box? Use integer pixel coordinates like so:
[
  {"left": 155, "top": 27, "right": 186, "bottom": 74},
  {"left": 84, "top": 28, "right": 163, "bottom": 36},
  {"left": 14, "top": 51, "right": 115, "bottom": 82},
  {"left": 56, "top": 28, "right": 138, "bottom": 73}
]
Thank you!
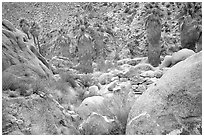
[{"left": 126, "top": 51, "right": 202, "bottom": 135}]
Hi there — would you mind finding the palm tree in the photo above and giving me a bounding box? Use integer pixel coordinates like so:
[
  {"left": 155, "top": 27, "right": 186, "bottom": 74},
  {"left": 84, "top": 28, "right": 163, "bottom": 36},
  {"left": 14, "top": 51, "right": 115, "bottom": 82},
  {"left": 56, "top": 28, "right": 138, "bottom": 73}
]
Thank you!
[
  {"left": 19, "top": 18, "right": 30, "bottom": 39},
  {"left": 29, "top": 21, "right": 42, "bottom": 55}
]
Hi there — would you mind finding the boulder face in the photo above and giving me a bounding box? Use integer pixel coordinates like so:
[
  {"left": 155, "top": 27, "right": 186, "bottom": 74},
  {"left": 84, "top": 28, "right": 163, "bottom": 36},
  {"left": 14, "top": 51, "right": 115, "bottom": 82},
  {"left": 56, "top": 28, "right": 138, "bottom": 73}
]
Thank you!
[
  {"left": 2, "top": 95, "right": 79, "bottom": 135},
  {"left": 79, "top": 112, "right": 123, "bottom": 135},
  {"left": 2, "top": 19, "right": 53, "bottom": 78},
  {"left": 126, "top": 51, "right": 202, "bottom": 135}
]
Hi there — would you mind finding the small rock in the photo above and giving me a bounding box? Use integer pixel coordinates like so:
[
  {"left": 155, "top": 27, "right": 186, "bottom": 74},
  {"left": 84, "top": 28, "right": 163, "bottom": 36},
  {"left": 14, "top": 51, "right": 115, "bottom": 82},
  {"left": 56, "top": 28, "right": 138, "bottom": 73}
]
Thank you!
[
  {"left": 9, "top": 91, "right": 19, "bottom": 98},
  {"left": 120, "top": 78, "right": 128, "bottom": 82},
  {"left": 53, "top": 74, "right": 61, "bottom": 81},
  {"left": 129, "top": 75, "right": 145, "bottom": 85},
  {"left": 107, "top": 80, "right": 118, "bottom": 91},
  {"left": 120, "top": 64, "right": 133, "bottom": 72},
  {"left": 83, "top": 91, "right": 94, "bottom": 99},
  {"left": 140, "top": 70, "right": 155, "bottom": 78},
  {"left": 149, "top": 78, "right": 159, "bottom": 84},
  {"left": 144, "top": 78, "right": 154, "bottom": 85},
  {"left": 127, "top": 57, "right": 148, "bottom": 66},
  {"left": 136, "top": 84, "right": 146, "bottom": 93},
  {"left": 154, "top": 69, "right": 163, "bottom": 78},
  {"left": 82, "top": 85, "right": 101, "bottom": 98},
  {"left": 89, "top": 85, "right": 99, "bottom": 94},
  {"left": 98, "top": 73, "right": 114, "bottom": 85},
  {"left": 159, "top": 55, "right": 172, "bottom": 69},
  {"left": 117, "top": 58, "right": 130, "bottom": 66},
  {"left": 119, "top": 82, "right": 132, "bottom": 91},
  {"left": 112, "top": 86, "right": 121, "bottom": 93},
  {"left": 131, "top": 85, "right": 138, "bottom": 90},
  {"left": 109, "top": 69, "right": 123, "bottom": 77},
  {"left": 111, "top": 76, "right": 119, "bottom": 82}
]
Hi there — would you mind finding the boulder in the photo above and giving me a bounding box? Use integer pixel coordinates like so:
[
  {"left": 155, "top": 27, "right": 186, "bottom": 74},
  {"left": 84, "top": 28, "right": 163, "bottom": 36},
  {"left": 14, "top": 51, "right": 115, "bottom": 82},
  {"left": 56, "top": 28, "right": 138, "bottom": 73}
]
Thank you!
[
  {"left": 127, "top": 57, "right": 148, "bottom": 66},
  {"left": 119, "top": 78, "right": 128, "bottom": 82},
  {"left": 117, "top": 58, "right": 131, "bottom": 66},
  {"left": 159, "top": 55, "right": 172, "bottom": 68},
  {"left": 83, "top": 85, "right": 100, "bottom": 98},
  {"left": 154, "top": 69, "right": 163, "bottom": 78},
  {"left": 107, "top": 80, "right": 118, "bottom": 91},
  {"left": 119, "top": 64, "right": 133, "bottom": 75},
  {"left": 171, "top": 48, "right": 195, "bottom": 65},
  {"left": 98, "top": 72, "right": 114, "bottom": 85},
  {"left": 88, "top": 85, "right": 99, "bottom": 94},
  {"left": 135, "top": 84, "right": 147, "bottom": 93},
  {"left": 2, "top": 94, "right": 79, "bottom": 135},
  {"left": 160, "top": 49, "right": 195, "bottom": 69},
  {"left": 108, "top": 69, "right": 123, "bottom": 77},
  {"left": 76, "top": 96, "right": 108, "bottom": 120},
  {"left": 140, "top": 70, "right": 155, "bottom": 78},
  {"left": 111, "top": 76, "right": 119, "bottom": 82},
  {"left": 123, "top": 63, "right": 155, "bottom": 79},
  {"left": 140, "top": 69, "right": 163, "bottom": 78},
  {"left": 79, "top": 112, "right": 123, "bottom": 135},
  {"left": 50, "top": 56, "right": 73, "bottom": 68},
  {"left": 126, "top": 51, "right": 202, "bottom": 135}
]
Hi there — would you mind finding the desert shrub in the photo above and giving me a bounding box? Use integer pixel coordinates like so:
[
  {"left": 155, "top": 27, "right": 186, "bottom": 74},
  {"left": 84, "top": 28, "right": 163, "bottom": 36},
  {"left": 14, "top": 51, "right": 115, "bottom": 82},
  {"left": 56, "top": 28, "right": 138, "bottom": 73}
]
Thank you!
[
  {"left": 59, "top": 71, "right": 78, "bottom": 88},
  {"left": 2, "top": 72, "right": 15, "bottom": 91},
  {"left": 77, "top": 74, "right": 96, "bottom": 88},
  {"left": 104, "top": 94, "right": 129, "bottom": 134},
  {"left": 31, "top": 79, "right": 51, "bottom": 94},
  {"left": 2, "top": 72, "right": 33, "bottom": 91}
]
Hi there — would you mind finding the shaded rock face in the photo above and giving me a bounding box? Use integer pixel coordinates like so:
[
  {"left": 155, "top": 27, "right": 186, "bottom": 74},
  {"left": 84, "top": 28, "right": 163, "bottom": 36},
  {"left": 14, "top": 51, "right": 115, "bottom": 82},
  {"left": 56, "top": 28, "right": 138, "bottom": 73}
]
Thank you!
[
  {"left": 126, "top": 51, "right": 202, "bottom": 135},
  {"left": 2, "top": 19, "right": 53, "bottom": 78},
  {"left": 2, "top": 95, "right": 79, "bottom": 135}
]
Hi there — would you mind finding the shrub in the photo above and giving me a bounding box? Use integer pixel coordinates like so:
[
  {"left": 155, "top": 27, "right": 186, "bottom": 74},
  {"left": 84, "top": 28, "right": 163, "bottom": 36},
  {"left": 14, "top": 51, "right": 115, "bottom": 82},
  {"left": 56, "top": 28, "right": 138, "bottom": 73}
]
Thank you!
[{"left": 59, "top": 72, "right": 78, "bottom": 88}]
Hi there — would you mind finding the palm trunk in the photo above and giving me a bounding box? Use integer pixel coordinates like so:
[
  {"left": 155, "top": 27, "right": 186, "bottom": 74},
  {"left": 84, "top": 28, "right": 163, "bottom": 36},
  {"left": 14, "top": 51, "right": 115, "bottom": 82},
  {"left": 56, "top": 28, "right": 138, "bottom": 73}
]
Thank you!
[
  {"left": 146, "top": 14, "right": 161, "bottom": 67},
  {"left": 36, "top": 37, "right": 42, "bottom": 55}
]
